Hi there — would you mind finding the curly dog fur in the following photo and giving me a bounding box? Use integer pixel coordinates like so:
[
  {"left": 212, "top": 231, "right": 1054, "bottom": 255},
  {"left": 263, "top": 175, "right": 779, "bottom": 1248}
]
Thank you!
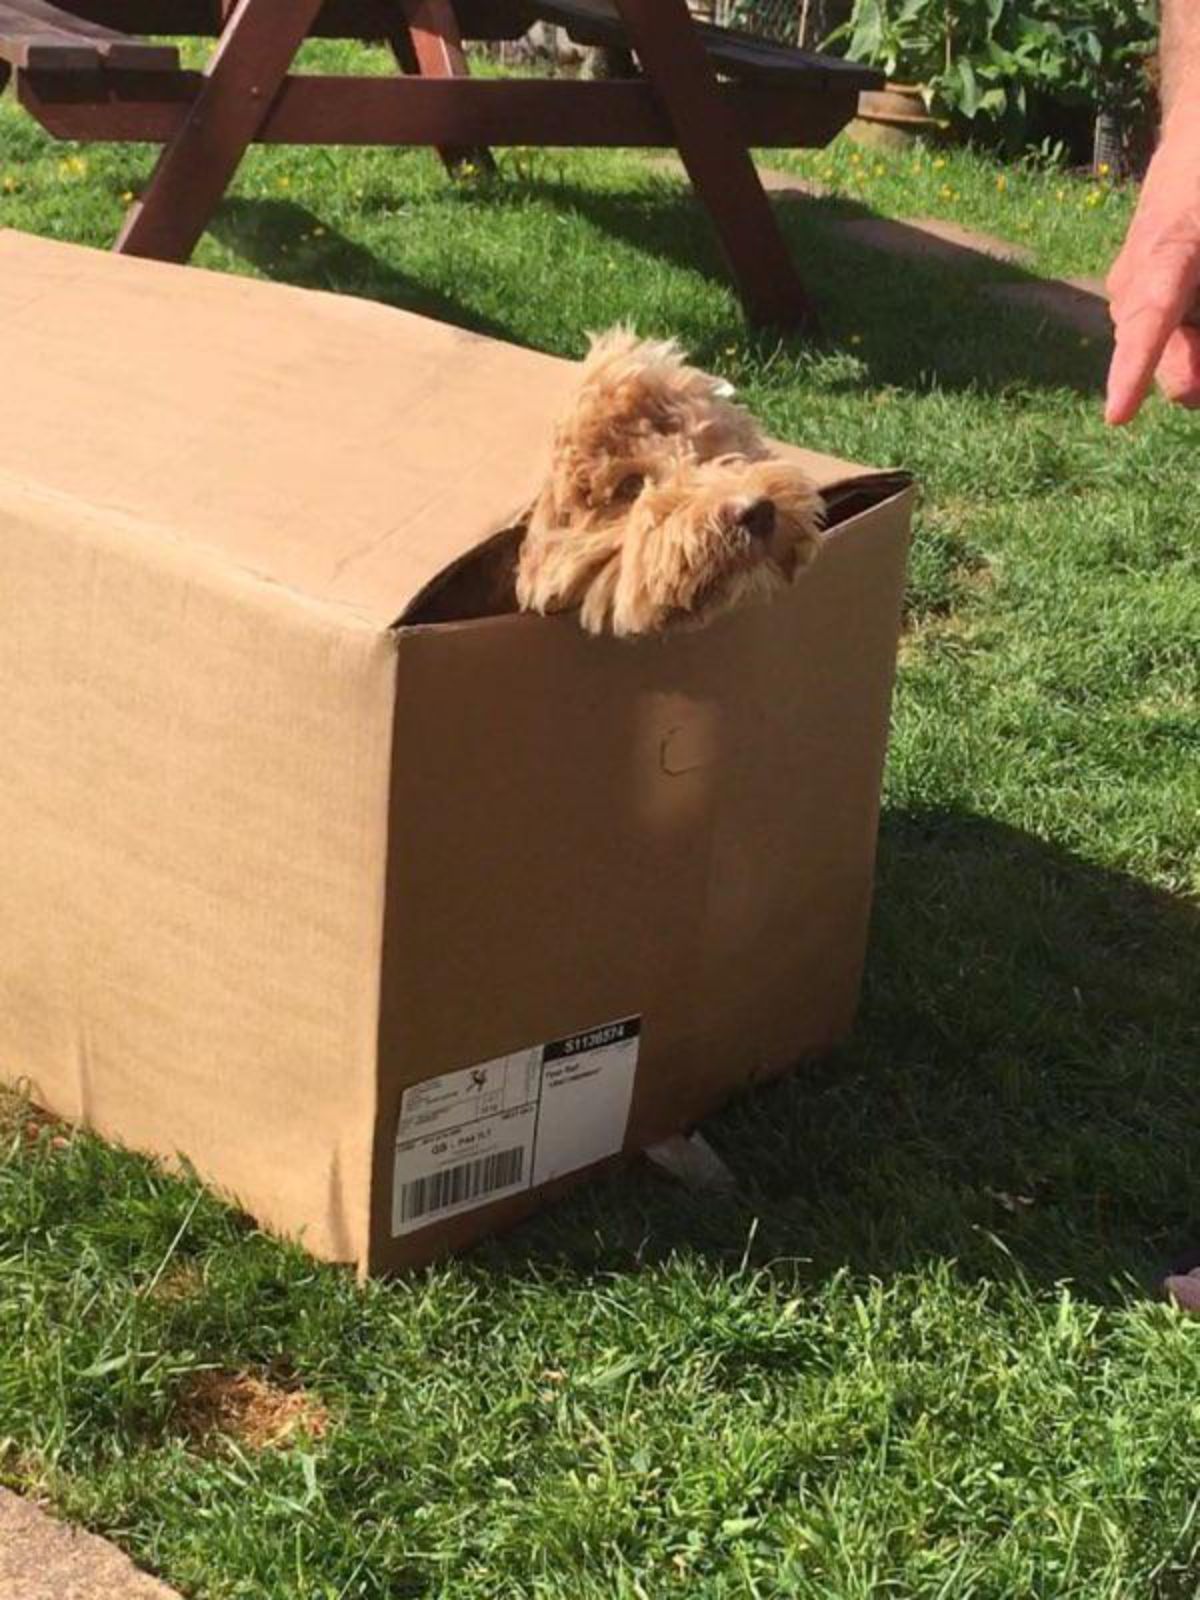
[{"left": 516, "top": 329, "right": 824, "bottom": 636}]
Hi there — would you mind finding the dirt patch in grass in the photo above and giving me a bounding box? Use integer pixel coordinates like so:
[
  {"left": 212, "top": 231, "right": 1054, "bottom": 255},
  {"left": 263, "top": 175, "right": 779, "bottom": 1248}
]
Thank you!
[
  {"left": 0, "top": 1089, "right": 68, "bottom": 1153},
  {"left": 0, "top": 1440, "right": 49, "bottom": 1500},
  {"left": 175, "top": 1372, "right": 330, "bottom": 1452},
  {"left": 0, "top": 1086, "right": 24, "bottom": 1143},
  {"left": 143, "top": 1261, "right": 207, "bottom": 1304}
]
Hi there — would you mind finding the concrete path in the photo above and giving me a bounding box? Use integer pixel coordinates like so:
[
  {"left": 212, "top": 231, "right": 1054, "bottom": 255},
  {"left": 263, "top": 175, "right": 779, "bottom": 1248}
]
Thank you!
[
  {"left": 982, "top": 276, "right": 1111, "bottom": 340},
  {"left": 829, "top": 214, "right": 1034, "bottom": 268},
  {"left": 0, "top": 1490, "right": 181, "bottom": 1600},
  {"left": 647, "top": 155, "right": 1112, "bottom": 341}
]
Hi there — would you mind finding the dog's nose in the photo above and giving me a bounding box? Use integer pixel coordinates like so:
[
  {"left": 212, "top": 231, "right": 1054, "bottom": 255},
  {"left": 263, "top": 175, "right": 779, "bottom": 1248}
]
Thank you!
[{"left": 738, "top": 498, "right": 776, "bottom": 542}]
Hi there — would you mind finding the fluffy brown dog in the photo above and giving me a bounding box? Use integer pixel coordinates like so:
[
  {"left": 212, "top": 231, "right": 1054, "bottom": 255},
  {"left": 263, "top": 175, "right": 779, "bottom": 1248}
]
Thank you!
[{"left": 516, "top": 329, "right": 823, "bottom": 636}]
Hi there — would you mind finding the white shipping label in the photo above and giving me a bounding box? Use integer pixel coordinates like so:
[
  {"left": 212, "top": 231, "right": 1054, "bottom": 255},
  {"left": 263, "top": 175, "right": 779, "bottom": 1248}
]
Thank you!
[{"left": 393, "top": 1016, "right": 640, "bottom": 1236}]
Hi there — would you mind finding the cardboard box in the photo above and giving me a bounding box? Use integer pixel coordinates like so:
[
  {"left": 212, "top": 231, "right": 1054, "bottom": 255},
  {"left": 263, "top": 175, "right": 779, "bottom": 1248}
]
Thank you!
[{"left": 0, "top": 231, "right": 913, "bottom": 1273}]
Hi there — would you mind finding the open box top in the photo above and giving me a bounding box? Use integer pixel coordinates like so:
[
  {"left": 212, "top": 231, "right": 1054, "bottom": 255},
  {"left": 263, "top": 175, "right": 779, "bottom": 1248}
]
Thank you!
[{"left": 0, "top": 231, "right": 905, "bottom": 630}]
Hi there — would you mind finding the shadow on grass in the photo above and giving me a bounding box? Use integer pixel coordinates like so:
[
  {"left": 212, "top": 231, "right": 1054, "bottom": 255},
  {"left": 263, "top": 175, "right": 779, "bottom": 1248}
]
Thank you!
[
  {"left": 203, "top": 177, "right": 1109, "bottom": 403},
  {"left": 451, "top": 172, "right": 1110, "bottom": 399},
  {"left": 207, "top": 196, "right": 526, "bottom": 346},
  {"left": 488, "top": 809, "right": 1200, "bottom": 1302}
]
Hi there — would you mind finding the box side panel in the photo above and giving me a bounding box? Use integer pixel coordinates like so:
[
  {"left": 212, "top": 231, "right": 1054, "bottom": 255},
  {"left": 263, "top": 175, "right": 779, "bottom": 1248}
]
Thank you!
[
  {"left": 369, "top": 491, "right": 912, "bottom": 1271},
  {"left": 0, "top": 483, "right": 395, "bottom": 1265}
]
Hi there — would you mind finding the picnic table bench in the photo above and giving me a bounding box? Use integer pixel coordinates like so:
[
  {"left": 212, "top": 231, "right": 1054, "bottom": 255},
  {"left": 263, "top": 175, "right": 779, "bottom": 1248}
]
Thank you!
[{"left": 0, "top": 0, "right": 882, "bottom": 329}]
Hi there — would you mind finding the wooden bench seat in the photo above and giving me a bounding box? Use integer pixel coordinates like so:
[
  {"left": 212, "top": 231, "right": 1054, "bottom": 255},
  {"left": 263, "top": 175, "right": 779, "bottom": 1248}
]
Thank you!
[
  {"left": 0, "top": 0, "right": 177, "bottom": 71},
  {"left": 529, "top": 0, "right": 879, "bottom": 92}
]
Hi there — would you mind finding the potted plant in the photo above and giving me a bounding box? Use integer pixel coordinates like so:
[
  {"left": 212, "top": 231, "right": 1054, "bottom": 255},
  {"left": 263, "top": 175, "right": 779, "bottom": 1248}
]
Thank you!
[
  {"left": 854, "top": 81, "right": 940, "bottom": 150},
  {"left": 831, "top": 0, "right": 1157, "bottom": 161},
  {"left": 828, "top": 0, "right": 971, "bottom": 148}
]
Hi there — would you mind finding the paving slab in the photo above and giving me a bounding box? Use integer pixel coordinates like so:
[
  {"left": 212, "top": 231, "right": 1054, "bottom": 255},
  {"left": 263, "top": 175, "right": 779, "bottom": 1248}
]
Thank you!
[
  {"left": 829, "top": 214, "right": 1034, "bottom": 267},
  {"left": 1163, "top": 1268, "right": 1200, "bottom": 1315},
  {"left": 642, "top": 153, "right": 1109, "bottom": 340},
  {"left": 0, "top": 1490, "right": 181, "bottom": 1600},
  {"left": 648, "top": 158, "right": 1032, "bottom": 263},
  {"left": 644, "top": 154, "right": 830, "bottom": 199},
  {"left": 984, "top": 276, "right": 1111, "bottom": 340},
  {"left": 753, "top": 166, "right": 832, "bottom": 199}
]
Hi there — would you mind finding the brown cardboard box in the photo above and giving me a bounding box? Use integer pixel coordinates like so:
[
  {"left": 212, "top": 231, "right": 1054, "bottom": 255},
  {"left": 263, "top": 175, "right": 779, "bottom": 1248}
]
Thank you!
[{"left": 0, "top": 231, "right": 913, "bottom": 1273}]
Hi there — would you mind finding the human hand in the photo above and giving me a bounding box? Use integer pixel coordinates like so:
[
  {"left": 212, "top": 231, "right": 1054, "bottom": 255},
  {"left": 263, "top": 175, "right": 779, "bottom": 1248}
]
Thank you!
[{"left": 1105, "top": 101, "right": 1200, "bottom": 425}]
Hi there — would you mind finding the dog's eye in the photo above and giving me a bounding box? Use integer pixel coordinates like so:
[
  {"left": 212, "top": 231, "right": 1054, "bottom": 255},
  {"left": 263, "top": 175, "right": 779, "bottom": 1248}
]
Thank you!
[{"left": 615, "top": 474, "right": 644, "bottom": 501}]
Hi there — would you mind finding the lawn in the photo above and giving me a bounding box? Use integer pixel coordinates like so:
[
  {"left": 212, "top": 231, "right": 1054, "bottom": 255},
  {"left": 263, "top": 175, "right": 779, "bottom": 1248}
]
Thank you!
[{"left": 2, "top": 41, "right": 1200, "bottom": 1600}]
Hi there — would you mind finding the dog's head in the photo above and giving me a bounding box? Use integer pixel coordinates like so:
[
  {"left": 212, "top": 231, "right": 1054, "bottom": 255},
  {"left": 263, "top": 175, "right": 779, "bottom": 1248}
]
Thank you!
[
  {"left": 518, "top": 329, "right": 824, "bottom": 637},
  {"left": 540, "top": 328, "right": 766, "bottom": 523},
  {"left": 518, "top": 457, "right": 823, "bottom": 637},
  {"left": 597, "top": 457, "right": 824, "bottom": 636}
]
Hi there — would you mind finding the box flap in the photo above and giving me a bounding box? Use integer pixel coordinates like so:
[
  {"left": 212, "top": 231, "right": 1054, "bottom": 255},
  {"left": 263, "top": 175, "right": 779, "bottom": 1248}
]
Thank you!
[
  {"left": 0, "top": 232, "right": 894, "bottom": 623},
  {"left": 0, "top": 232, "right": 579, "bottom": 625}
]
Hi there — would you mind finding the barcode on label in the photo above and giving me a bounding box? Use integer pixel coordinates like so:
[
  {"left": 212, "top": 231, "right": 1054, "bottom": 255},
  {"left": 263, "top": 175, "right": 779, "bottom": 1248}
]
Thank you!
[{"left": 397, "top": 1146, "right": 525, "bottom": 1225}]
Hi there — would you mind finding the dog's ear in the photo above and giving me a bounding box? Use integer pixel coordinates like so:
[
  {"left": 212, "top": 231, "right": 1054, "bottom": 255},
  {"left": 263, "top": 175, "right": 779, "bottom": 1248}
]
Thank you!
[
  {"left": 733, "top": 498, "right": 776, "bottom": 543},
  {"left": 516, "top": 513, "right": 623, "bottom": 619}
]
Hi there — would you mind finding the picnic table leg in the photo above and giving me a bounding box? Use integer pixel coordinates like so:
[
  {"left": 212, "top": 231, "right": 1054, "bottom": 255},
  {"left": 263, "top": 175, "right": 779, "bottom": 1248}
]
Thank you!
[
  {"left": 114, "top": 0, "right": 326, "bottom": 261},
  {"left": 611, "top": 0, "right": 815, "bottom": 330},
  {"left": 391, "top": 0, "right": 495, "bottom": 177}
]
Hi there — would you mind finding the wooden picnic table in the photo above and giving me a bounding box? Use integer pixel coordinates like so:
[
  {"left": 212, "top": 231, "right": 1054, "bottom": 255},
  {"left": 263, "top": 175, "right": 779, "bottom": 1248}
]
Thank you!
[{"left": 0, "top": 0, "right": 882, "bottom": 328}]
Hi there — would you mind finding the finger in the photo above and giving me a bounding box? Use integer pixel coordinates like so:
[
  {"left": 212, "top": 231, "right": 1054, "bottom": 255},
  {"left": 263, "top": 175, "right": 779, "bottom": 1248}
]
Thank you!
[
  {"left": 1106, "top": 303, "right": 1180, "bottom": 424},
  {"left": 1106, "top": 241, "right": 1200, "bottom": 425},
  {"left": 1156, "top": 322, "right": 1200, "bottom": 405}
]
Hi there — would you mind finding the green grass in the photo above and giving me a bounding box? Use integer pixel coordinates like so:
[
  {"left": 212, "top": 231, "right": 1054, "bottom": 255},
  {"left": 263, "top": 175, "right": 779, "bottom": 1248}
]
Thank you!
[
  {"left": 2, "top": 41, "right": 1200, "bottom": 1600},
  {"left": 767, "top": 137, "right": 1137, "bottom": 281}
]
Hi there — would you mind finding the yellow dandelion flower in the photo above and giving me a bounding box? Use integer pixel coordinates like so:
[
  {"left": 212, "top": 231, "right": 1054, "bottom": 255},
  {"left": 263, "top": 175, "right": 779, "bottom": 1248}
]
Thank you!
[
  {"left": 1055, "top": 188, "right": 1065, "bottom": 202},
  {"left": 932, "top": 156, "right": 946, "bottom": 170},
  {"left": 121, "top": 190, "right": 134, "bottom": 203},
  {"left": 940, "top": 184, "right": 954, "bottom": 199},
  {"left": 874, "top": 164, "right": 886, "bottom": 176},
  {"left": 313, "top": 224, "right": 326, "bottom": 236},
  {"left": 2, "top": 175, "right": 16, "bottom": 193},
  {"left": 850, "top": 333, "right": 863, "bottom": 346},
  {"left": 1098, "top": 161, "right": 1110, "bottom": 177},
  {"left": 995, "top": 174, "right": 1007, "bottom": 191},
  {"left": 276, "top": 174, "right": 291, "bottom": 190}
]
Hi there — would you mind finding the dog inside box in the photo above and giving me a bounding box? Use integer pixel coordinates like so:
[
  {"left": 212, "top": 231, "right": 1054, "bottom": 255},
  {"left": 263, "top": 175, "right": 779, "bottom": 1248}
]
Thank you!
[
  {"left": 0, "top": 231, "right": 913, "bottom": 1274},
  {"left": 411, "top": 468, "right": 911, "bottom": 629},
  {"left": 412, "top": 326, "right": 910, "bottom": 637}
]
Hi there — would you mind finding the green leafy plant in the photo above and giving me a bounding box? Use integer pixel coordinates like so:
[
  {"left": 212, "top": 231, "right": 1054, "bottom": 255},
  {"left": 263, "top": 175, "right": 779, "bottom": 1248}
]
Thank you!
[{"left": 831, "top": 0, "right": 1158, "bottom": 142}]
